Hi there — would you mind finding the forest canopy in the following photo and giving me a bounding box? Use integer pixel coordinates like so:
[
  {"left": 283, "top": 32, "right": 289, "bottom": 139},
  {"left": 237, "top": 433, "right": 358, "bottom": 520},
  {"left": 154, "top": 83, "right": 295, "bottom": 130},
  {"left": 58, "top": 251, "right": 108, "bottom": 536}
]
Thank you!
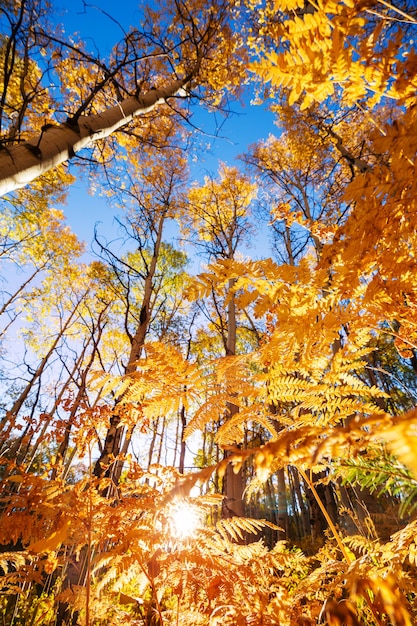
[{"left": 1, "top": 1, "right": 417, "bottom": 625}]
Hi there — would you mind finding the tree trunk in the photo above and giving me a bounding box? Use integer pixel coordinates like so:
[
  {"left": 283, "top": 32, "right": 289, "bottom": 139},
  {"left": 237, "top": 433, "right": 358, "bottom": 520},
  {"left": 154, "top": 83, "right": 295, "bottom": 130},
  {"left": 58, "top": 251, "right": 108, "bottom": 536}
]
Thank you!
[
  {"left": 156, "top": 416, "right": 167, "bottom": 465},
  {"left": 222, "top": 278, "right": 245, "bottom": 518},
  {"left": 0, "top": 292, "right": 87, "bottom": 447},
  {"left": 147, "top": 418, "right": 160, "bottom": 469},
  {"left": 15, "top": 344, "right": 88, "bottom": 471},
  {"left": 93, "top": 215, "right": 165, "bottom": 483},
  {"left": 276, "top": 467, "right": 288, "bottom": 539},
  {"left": 51, "top": 334, "right": 102, "bottom": 480},
  {"left": 289, "top": 466, "right": 310, "bottom": 539},
  {"left": 178, "top": 403, "right": 187, "bottom": 474},
  {"left": 0, "top": 262, "right": 46, "bottom": 318},
  {"left": 0, "top": 79, "right": 190, "bottom": 197}
]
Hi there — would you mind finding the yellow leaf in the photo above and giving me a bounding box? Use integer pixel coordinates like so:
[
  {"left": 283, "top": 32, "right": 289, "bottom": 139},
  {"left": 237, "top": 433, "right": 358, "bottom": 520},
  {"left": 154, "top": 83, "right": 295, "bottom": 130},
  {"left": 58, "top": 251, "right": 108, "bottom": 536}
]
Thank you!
[
  {"left": 28, "top": 519, "right": 70, "bottom": 554},
  {"left": 5, "top": 475, "right": 23, "bottom": 483},
  {"left": 381, "top": 408, "right": 417, "bottom": 479}
]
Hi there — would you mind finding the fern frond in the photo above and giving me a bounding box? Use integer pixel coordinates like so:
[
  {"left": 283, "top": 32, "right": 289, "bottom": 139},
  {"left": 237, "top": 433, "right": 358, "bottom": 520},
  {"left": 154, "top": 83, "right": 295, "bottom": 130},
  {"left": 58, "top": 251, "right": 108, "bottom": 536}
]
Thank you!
[
  {"left": 336, "top": 449, "right": 417, "bottom": 517},
  {"left": 216, "top": 517, "right": 280, "bottom": 543}
]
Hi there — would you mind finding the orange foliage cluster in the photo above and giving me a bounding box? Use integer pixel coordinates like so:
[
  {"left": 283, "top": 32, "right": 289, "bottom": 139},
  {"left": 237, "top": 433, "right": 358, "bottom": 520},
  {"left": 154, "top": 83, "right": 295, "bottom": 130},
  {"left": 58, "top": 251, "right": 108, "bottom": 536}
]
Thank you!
[{"left": 1, "top": 1, "right": 417, "bottom": 625}]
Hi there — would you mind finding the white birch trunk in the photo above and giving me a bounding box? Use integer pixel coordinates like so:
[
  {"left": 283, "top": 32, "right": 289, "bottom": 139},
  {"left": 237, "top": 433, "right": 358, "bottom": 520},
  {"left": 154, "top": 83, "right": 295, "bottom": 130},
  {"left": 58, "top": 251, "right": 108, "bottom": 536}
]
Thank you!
[{"left": 0, "top": 79, "right": 187, "bottom": 197}]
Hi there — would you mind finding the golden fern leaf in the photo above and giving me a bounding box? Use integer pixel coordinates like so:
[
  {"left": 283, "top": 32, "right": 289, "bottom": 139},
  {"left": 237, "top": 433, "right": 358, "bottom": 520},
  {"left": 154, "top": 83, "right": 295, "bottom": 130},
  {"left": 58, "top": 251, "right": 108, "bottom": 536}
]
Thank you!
[
  {"left": 352, "top": 575, "right": 413, "bottom": 626},
  {"left": 380, "top": 408, "right": 417, "bottom": 479},
  {"left": 215, "top": 403, "right": 277, "bottom": 446},
  {"left": 216, "top": 517, "right": 280, "bottom": 543}
]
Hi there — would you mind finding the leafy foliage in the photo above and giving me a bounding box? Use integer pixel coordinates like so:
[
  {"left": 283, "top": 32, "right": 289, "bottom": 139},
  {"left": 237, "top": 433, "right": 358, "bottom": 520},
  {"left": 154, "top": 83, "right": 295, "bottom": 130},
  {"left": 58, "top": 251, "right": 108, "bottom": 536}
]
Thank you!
[{"left": 1, "top": 0, "right": 417, "bottom": 625}]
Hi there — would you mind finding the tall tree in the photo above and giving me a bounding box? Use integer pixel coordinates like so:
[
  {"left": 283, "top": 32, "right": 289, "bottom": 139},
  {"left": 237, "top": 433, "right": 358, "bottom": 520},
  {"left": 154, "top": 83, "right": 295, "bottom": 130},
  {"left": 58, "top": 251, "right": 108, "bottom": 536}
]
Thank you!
[
  {"left": 185, "top": 164, "right": 257, "bottom": 517},
  {"left": 2, "top": 3, "right": 417, "bottom": 624},
  {"left": 92, "top": 147, "right": 190, "bottom": 487}
]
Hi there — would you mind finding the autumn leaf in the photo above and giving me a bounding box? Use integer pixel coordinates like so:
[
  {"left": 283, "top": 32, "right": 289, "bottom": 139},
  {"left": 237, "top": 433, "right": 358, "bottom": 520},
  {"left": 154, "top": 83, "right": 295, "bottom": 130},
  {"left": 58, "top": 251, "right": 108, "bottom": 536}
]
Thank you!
[{"left": 28, "top": 519, "right": 70, "bottom": 554}]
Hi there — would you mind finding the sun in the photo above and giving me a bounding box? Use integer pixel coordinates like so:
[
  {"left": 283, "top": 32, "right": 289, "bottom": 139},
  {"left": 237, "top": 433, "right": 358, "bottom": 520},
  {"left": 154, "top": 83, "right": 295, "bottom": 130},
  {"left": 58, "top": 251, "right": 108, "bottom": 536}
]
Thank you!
[{"left": 169, "top": 500, "right": 201, "bottom": 539}]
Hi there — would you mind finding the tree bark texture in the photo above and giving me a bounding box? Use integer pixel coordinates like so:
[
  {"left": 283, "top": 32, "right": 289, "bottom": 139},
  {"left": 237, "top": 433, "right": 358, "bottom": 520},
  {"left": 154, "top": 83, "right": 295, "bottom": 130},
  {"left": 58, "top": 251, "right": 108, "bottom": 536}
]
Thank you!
[{"left": 0, "top": 80, "right": 187, "bottom": 197}]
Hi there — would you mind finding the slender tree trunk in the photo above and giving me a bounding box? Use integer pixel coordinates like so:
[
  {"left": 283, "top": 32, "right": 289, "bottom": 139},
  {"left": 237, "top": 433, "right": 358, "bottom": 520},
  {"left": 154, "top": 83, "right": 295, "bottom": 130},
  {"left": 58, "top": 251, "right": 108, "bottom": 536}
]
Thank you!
[
  {"left": 178, "top": 403, "right": 187, "bottom": 474},
  {"left": 147, "top": 418, "right": 160, "bottom": 469},
  {"left": 222, "top": 278, "right": 245, "bottom": 519},
  {"left": 51, "top": 355, "right": 98, "bottom": 479},
  {"left": 8, "top": 349, "right": 85, "bottom": 471},
  {"left": 264, "top": 477, "right": 280, "bottom": 545},
  {"left": 172, "top": 409, "right": 180, "bottom": 469},
  {"left": 303, "top": 470, "right": 339, "bottom": 533},
  {"left": 338, "top": 484, "right": 361, "bottom": 535},
  {"left": 178, "top": 323, "right": 195, "bottom": 473},
  {"left": 276, "top": 467, "right": 288, "bottom": 539},
  {"left": 93, "top": 216, "right": 166, "bottom": 484},
  {"left": 289, "top": 466, "right": 310, "bottom": 539},
  {"left": 0, "top": 293, "right": 86, "bottom": 446},
  {"left": 0, "top": 262, "right": 47, "bottom": 317},
  {"left": 156, "top": 417, "right": 167, "bottom": 465},
  {"left": 54, "top": 310, "right": 108, "bottom": 479}
]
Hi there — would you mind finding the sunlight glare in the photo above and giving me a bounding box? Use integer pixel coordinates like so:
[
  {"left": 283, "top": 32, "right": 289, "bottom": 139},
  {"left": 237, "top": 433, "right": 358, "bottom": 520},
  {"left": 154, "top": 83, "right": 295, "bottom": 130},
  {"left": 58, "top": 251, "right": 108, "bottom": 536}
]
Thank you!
[{"left": 170, "top": 501, "right": 201, "bottom": 539}]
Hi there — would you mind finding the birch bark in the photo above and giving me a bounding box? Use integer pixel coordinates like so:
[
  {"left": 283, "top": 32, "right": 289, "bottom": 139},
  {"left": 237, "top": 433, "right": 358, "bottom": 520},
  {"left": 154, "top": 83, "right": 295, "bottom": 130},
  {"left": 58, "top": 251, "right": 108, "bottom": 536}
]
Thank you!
[{"left": 0, "top": 80, "right": 188, "bottom": 197}]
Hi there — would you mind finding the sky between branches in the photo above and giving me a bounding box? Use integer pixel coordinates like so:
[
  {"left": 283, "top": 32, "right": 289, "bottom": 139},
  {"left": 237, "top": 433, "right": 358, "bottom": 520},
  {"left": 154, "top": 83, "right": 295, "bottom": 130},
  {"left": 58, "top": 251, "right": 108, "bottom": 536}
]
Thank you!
[{"left": 54, "top": 0, "right": 277, "bottom": 259}]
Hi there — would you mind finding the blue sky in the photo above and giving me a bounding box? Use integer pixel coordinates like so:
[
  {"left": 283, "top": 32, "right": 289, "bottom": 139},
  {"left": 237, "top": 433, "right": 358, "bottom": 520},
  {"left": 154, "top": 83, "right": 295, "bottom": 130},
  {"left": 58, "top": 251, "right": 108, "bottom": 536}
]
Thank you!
[{"left": 53, "top": 0, "right": 278, "bottom": 257}]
